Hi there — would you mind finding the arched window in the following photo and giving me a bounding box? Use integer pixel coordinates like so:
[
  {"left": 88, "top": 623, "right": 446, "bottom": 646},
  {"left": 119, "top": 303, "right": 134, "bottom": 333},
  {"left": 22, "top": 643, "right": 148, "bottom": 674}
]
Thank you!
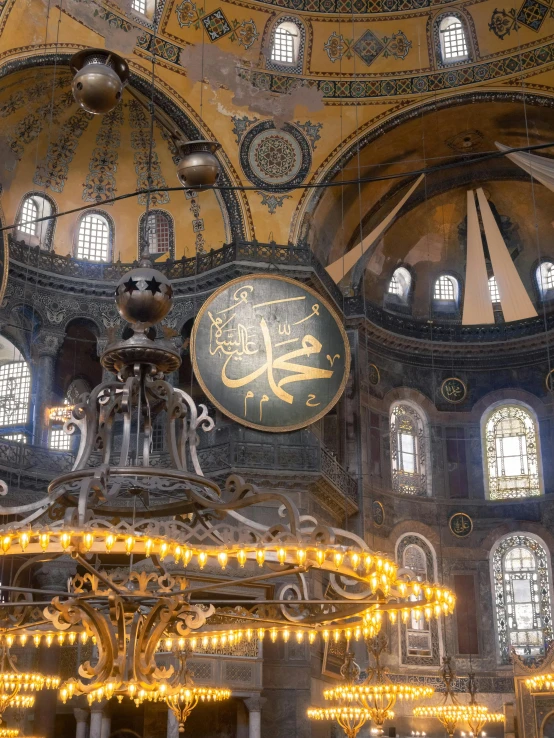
[
  {"left": 267, "top": 18, "right": 304, "bottom": 73},
  {"left": 19, "top": 198, "right": 37, "bottom": 235},
  {"left": 489, "top": 276, "right": 500, "bottom": 304},
  {"left": 397, "top": 534, "right": 440, "bottom": 664},
  {"left": 439, "top": 16, "right": 468, "bottom": 62},
  {"left": 140, "top": 210, "right": 174, "bottom": 259},
  {"left": 433, "top": 275, "right": 458, "bottom": 302},
  {"left": 536, "top": 261, "right": 554, "bottom": 298},
  {"left": 76, "top": 212, "right": 111, "bottom": 262},
  {"left": 492, "top": 534, "right": 553, "bottom": 664},
  {"left": 483, "top": 403, "right": 542, "bottom": 500},
  {"left": 16, "top": 193, "right": 56, "bottom": 249},
  {"left": 387, "top": 267, "right": 412, "bottom": 301},
  {"left": 0, "top": 360, "right": 31, "bottom": 427},
  {"left": 390, "top": 402, "right": 430, "bottom": 496}
]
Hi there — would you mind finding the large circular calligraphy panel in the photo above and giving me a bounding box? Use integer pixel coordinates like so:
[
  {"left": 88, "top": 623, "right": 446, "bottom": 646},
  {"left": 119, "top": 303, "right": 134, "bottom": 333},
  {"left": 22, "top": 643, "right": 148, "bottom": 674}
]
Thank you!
[{"left": 191, "top": 275, "right": 350, "bottom": 432}]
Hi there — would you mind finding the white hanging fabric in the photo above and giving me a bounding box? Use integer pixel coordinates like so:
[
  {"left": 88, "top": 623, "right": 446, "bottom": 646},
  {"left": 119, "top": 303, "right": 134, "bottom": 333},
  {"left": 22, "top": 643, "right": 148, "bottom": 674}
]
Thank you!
[
  {"left": 463, "top": 190, "right": 495, "bottom": 325},
  {"left": 326, "top": 174, "right": 424, "bottom": 284},
  {"left": 495, "top": 141, "right": 554, "bottom": 193},
  {"left": 476, "top": 188, "right": 537, "bottom": 322}
]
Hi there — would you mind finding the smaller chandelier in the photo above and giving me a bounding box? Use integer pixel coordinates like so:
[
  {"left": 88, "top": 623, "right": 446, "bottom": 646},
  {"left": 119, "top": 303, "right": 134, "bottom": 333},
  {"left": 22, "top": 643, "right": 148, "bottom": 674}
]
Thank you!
[
  {"left": 308, "top": 636, "right": 434, "bottom": 738},
  {"left": 0, "top": 668, "right": 60, "bottom": 723},
  {"left": 307, "top": 705, "right": 373, "bottom": 738},
  {"left": 413, "top": 661, "right": 504, "bottom": 737}
]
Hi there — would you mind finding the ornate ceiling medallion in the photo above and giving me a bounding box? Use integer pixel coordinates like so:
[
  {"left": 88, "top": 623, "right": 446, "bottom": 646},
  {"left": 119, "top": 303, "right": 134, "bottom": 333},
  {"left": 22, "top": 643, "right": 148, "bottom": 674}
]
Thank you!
[{"left": 239, "top": 121, "right": 311, "bottom": 192}]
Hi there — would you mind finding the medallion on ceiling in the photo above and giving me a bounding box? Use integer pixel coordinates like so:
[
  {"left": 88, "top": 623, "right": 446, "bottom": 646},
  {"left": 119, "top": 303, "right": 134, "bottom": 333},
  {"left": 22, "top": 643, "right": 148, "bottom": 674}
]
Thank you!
[{"left": 239, "top": 120, "right": 311, "bottom": 192}]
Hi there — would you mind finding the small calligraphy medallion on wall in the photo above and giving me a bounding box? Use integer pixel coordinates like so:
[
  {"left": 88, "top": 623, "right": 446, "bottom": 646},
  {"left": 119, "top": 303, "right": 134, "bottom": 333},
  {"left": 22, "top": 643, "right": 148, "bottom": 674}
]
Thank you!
[
  {"left": 440, "top": 377, "right": 467, "bottom": 404},
  {"left": 449, "top": 512, "right": 473, "bottom": 538},
  {"left": 191, "top": 275, "right": 351, "bottom": 432}
]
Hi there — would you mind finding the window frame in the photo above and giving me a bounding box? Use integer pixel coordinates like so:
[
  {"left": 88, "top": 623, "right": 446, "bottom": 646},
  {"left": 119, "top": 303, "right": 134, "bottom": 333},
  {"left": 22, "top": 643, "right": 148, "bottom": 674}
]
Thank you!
[
  {"left": 490, "top": 533, "right": 553, "bottom": 665},
  {"left": 0, "top": 360, "right": 31, "bottom": 429},
  {"left": 433, "top": 274, "right": 458, "bottom": 303},
  {"left": 482, "top": 401, "right": 543, "bottom": 501},
  {"left": 390, "top": 401, "right": 432, "bottom": 497},
  {"left": 74, "top": 210, "right": 113, "bottom": 263},
  {"left": 431, "top": 10, "right": 474, "bottom": 69},
  {"left": 15, "top": 192, "right": 57, "bottom": 250},
  {"left": 535, "top": 260, "right": 554, "bottom": 301},
  {"left": 439, "top": 16, "right": 469, "bottom": 63},
  {"left": 489, "top": 275, "right": 501, "bottom": 305},
  {"left": 386, "top": 266, "right": 412, "bottom": 305},
  {"left": 266, "top": 17, "right": 305, "bottom": 74},
  {"left": 138, "top": 209, "right": 175, "bottom": 260}
]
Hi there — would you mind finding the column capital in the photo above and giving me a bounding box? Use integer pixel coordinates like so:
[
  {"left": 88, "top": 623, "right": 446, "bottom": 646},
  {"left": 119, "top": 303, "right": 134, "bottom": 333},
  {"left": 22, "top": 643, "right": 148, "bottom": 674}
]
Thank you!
[
  {"left": 31, "top": 331, "right": 64, "bottom": 359},
  {"left": 90, "top": 699, "right": 108, "bottom": 714},
  {"left": 73, "top": 708, "right": 89, "bottom": 723},
  {"left": 244, "top": 695, "right": 266, "bottom": 713}
]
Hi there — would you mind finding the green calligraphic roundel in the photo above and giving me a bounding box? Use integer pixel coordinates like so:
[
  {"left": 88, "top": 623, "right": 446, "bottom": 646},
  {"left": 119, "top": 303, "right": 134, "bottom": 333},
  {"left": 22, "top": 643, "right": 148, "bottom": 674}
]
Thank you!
[{"left": 191, "top": 274, "right": 351, "bottom": 432}]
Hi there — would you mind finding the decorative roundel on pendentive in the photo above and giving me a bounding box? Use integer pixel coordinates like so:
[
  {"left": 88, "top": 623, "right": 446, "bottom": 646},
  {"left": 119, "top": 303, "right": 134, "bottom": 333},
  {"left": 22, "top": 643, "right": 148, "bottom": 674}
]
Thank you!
[
  {"left": 239, "top": 121, "right": 312, "bottom": 192},
  {"left": 440, "top": 377, "right": 467, "bottom": 404}
]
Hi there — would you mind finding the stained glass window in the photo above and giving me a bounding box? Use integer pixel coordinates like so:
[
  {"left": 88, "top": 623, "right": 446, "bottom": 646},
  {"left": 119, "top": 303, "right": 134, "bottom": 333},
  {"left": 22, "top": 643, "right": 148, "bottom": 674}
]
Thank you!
[
  {"left": 0, "top": 361, "right": 30, "bottom": 427},
  {"left": 484, "top": 404, "right": 541, "bottom": 500},
  {"left": 397, "top": 535, "right": 438, "bottom": 663},
  {"left": 390, "top": 403, "right": 429, "bottom": 496},
  {"left": 492, "top": 534, "right": 553, "bottom": 664}
]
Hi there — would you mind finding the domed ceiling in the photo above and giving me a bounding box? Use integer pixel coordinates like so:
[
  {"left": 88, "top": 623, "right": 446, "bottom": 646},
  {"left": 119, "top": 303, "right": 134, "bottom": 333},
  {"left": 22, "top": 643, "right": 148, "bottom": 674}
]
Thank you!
[{"left": 0, "top": 0, "right": 552, "bottom": 321}]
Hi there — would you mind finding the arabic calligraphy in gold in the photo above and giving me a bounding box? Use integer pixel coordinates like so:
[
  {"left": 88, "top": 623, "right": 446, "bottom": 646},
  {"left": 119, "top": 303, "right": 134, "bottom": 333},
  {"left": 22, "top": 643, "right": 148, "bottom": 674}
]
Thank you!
[
  {"left": 191, "top": 274, "right": 351, "bottom": 432},
  {"left": 448, "top": 512, "right": 473, "bottom": 538},
  {"left": 440, "top": 377, "right": 467, "bottom": 405}
]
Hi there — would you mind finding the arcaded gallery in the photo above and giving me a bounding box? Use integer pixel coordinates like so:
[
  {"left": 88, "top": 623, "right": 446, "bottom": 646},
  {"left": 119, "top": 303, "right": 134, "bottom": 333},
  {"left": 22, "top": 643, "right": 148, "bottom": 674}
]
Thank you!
[{"left": 0, "top": 1, "right": 552, "bottom": 738}]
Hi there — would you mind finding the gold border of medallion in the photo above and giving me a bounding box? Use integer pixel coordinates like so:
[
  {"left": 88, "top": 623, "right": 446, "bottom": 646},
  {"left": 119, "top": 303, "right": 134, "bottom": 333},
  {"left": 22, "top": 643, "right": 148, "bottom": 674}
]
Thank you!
[
  {"left": 372, "top": 501, "right": 385, "bottom": 527},
  {"left": 546, "top": 368, "right": 554, "bottom": 392},
  {"left": 191, "top": 274, "right": 351, "bottom": 433},
  {"left": 368, "top": 364, "right": 380, "bottom": 386},
  {"left": 440, "top": 377, "right": 467, "bottom": 404},
  {"left": 448, "top": 512, "right": 473, "bottom": 538}
]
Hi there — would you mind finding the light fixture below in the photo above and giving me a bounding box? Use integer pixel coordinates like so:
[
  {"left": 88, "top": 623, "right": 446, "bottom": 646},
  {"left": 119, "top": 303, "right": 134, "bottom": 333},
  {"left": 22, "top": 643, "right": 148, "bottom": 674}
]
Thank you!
[
  {"left": 176, "top": 140, "right": 221, "bottom": 188},
  {"left": 70, "top": 49, "right": 129, "bottom": 115}
]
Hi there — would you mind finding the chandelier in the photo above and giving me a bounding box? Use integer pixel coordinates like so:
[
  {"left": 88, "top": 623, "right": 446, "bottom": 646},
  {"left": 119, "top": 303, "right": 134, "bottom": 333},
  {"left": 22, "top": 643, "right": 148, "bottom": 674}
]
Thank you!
[
  {"left": 413, "top": 658, "right": 504, "bottom": 737},
  {"left": 0, "top": 650, "right": 60, "bottom": 724},
  {"left": 0, "top": 259, "right": 457, "bottom": 732},
  {"left": 308, "top": 635, "right": 434, "bottom": 737},
  {"left": 525, "top": 672, "right": 554, "bottom": 690}
]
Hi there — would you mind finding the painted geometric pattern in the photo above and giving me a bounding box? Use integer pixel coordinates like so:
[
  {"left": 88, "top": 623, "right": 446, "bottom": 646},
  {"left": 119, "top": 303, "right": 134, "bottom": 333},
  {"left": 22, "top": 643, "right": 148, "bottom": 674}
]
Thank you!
[
  {"left": 33, "top": 107, "right": 93, "bottom": 192},
  {"left": 353, "top": 30, "right": 385, "bottom": 65},
  {"left": 243, "top": 42, "right": 554, "bottom": 98},
  {"left": 128, "top": 100, "right": 169, "bottom": 206},
  {"left": 7, "top": 90, "right": 74, "bottom": 159},
  {"left": 490, "top": 0, "right": 554, "bottom": 37},
  {"left": 83, "top": 106, "right": 124, "bottom": 205},
  {"left": 201, "top": 8, "right": 231, "bottom": 41}
]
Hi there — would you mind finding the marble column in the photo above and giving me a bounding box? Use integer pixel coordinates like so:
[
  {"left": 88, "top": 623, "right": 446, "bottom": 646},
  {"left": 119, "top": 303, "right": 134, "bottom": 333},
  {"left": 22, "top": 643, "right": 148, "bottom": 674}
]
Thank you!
[
  {"left": 89, "top": 701, "right": 105, "bottom": 738},
  {"left": 166, "top": 709, "right": 179, "bottom": 738},
  {"left": 74, "top": 708, "right": 89, "bottom": 738},
  {"left": 504, "top": 701, "right": 516, "bottom": 738},
  {"left": 100, "top": 704, "right": 111, "bottom": 738},
  {"left": 244, "top": 695, "right": 265, "bottom": 738},
  {"left": 31, "top": 342, "right": 59, "bottom": 446}
]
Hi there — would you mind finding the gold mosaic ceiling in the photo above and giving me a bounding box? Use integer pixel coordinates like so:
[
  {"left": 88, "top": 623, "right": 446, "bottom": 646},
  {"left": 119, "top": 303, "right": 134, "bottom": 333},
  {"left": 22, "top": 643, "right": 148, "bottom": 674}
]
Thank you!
[{"left": 0, "top": 0, "right": 553, "bottom": 284}]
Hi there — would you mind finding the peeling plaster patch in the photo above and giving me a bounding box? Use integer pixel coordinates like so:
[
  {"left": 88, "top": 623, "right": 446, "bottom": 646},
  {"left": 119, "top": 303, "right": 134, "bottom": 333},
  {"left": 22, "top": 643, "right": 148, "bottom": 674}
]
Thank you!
[
  {"left": 181, "top": 44, "right": 323, "bottom": 128},
  {"left": 61, "top": 0, "right": 143, "bottom": 55},
  {"left": 404, "top": 234, "right": 445, "bottom": 265}
]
